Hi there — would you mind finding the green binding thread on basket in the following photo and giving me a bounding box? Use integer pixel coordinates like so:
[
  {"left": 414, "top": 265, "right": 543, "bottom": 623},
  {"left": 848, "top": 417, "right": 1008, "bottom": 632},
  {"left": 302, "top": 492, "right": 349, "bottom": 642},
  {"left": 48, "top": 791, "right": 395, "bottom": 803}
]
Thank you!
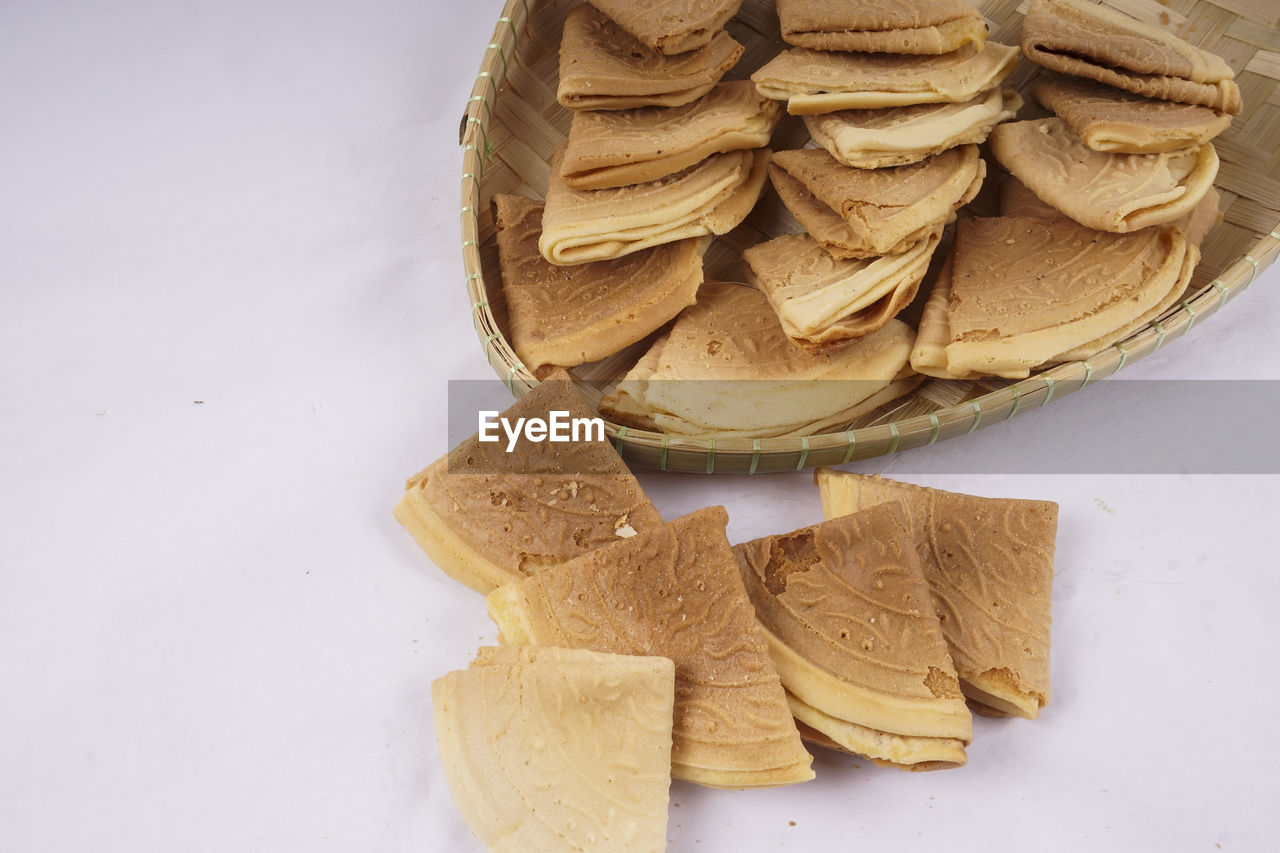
[
  {"left": 1211, "top": 279, "right": 1228, "bottom": 310},
  {"left": 472, "top": 299, "right": 488, "bottom": 311},
  {"left": 706, "top": 439, "right": 716, "bottom": 475},
  {"left": 506, "top": 366, "right": 517, "bottom": 395},
  {"left": 1115, "top": 343, "right": 1129, "bottom": 371},
  {"left": 487, "top": 42, "right": 509, "bottom": 78},
  {"left": 749, "top": 439, "right": 761, "bottom": 475},
  {"left": 461, "top": 145, "right": 484, "bottom": 181},
  {"left": 926, "top": 412, "right": 940, "bottom": 446},
  {"left": 1006, "top": 384, "right": 1022, "bottom": 420},
  {"left": 614, "top": 426, "right": 629, "bottom": 452},
  {"left": 464, "top": 116, "right": 492, "bottom": 159},
  {"left": 659, "top": 434, "right": 669, "bottom": 472},
  {"left": 1151, "top": 321, "right": 1167, "bottom": 354},
  {"left": 841, "top": 430, "right": 856, "bottom": 464},
  {"left": 1270, "top": 230, "right": 1279, "bottom": 239},
  {"left": 966, "top": 400, "right": 982, "bottom": 434},
  {"left": 795, "top": 437, "right": 810, "bottom": 471},
  {"left": 1243, "top": 255, "right": 1260, "bottom": 285},
  {"left": 1181, "top": 299, "right": 1198, "bottom": 332},
  {"left": 1040, "top": 376, "right": 1055, "bottom": 408},
  {"left": 886, "top": 423, "right": 900, "bottom": 455},
  {"left": 466, "top": 95, "right": 491, "bottom": 123},
  {"left": 1081, "top": 360, "right": 1094, "bottom": 388}
]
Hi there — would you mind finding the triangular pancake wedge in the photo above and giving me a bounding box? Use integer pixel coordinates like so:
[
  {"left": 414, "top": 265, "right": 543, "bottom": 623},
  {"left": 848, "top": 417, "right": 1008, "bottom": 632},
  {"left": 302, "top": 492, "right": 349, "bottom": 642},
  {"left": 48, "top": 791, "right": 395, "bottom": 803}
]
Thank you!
[
  {"left": 733, "top": 502, "right": 972, "bottom": 769},
  {"left": 561, "top": 81, "right": 782, "bottom": 190},
  {"left": 486, "top": 507, "right": 815, "bottom": 789},
  {"left": 393, "top": 370, "right": 663, "bottom": 594},
  {"left": 777, "top": 0, "right": 988, "bottom": 54},
  {"left": 769, "top": 144, "right": 984, "bottom": 258},
  {"left": 433, "top": 646, "right": 675, "bottom": 852},
  {"left": 989, "top": 117, "right": 1219, "bottom": 233},
  {"left": 1021, "top": 0, "right": 1242, "bottom": 115},
  {"left": 540, "top": 144, "right": 770, "bottom": 265},
  {"left": 598, "top": 282, "right": 920, "bottom": 438},
  {"left": 816, "top": 470, "right": 1058, "bottom": 719},
  {"left": 751, "top": 42, "right": 1018, "bottom": 114},
  {"left": 586, "top": 0, "right": 743, "bottom": 55},
  {"left": 558, "top": 4, "right": 744, "bottom": 110}
]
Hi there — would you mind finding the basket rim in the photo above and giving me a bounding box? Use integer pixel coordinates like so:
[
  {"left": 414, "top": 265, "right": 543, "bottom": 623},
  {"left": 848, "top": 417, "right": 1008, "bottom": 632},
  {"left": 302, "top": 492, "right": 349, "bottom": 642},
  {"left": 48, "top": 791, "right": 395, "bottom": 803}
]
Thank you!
[{"left": 458, "top": 0, "right": 1280, "bottom": 472}]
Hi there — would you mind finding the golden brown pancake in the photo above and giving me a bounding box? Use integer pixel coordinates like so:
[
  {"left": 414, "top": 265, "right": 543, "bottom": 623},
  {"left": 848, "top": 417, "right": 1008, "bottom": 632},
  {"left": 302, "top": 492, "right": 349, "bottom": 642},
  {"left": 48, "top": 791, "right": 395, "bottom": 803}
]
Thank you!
[
  {"left": 587, "top": 0, "right": 742, "bottom": 55},
  {"left": 1031, "top": 74, "right": 1232, "bottom": 154},
  {"left": 733, "top": 503, "right": 972, "bottom": 769},
  {"left": 804, "top": 86, "right": 1021, "bottom": 169},
  {"left": 1021, "top": 0, "right": 1241, "bottom": 115},
  {"left": 494, "top": 194, "right": 704, "bottom": 376},
  {"left": 751, "top": 42, "right": 1018, "bottom": 114},
  {"left": 815, "top": 471, "right": 1058, "bottom": 720},
  {"left": 768, "top": 144, "right": 984, "bottom": 258},
  {"left": 560, "top": 81, "right": 782, "bottom": 189},
  {"left": 393, "top": 370, "right": 663, "bottom": 594},
  {"left": 486, "top": 507, "right": 815, "bottom": 789},
  {"left": 989, "top": 117, "right": 1219, "bottom": 233},
  {"left": 744, "top": 230, "right": 938, "bottom": 353},
  {"left": 433, "top": 646, "right": 674, "bottom": 852},
  {"left": 540, "top": 144, "right": 770, "bottom": 265},
  {"left": 558, "top": 4, "right": 744, "bottom": 110},
  {"left": 777, "top": 0, "right": 987, "bottom": 54},
  {"left": 598, "top": 282, "right": 920, "bottom": 438}
]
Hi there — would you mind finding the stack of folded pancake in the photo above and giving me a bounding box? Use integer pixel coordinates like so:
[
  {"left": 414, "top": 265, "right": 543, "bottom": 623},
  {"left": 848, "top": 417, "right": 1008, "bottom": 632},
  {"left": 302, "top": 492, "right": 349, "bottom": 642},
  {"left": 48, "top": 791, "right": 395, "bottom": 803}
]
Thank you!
[
  {"left": 743, "top": 1, "right": 1018, "bottom": 356},
  {"left": 910, "top": 0, "right": 1238, "bottom": 379}
]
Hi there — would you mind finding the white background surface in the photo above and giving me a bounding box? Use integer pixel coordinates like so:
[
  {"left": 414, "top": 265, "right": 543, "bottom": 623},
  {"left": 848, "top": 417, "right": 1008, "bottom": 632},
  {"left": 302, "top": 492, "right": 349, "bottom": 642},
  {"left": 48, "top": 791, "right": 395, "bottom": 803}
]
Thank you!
[{"left": 2, "top": 1, "right": 1279, "bottom": 850}]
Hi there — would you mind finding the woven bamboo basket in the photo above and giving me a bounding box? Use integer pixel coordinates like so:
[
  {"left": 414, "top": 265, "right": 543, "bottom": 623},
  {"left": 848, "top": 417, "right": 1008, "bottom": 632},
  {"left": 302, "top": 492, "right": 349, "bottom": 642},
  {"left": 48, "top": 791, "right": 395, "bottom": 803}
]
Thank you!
[{"left": 459, "top": 0, "right": 1280, "bottom": 473}]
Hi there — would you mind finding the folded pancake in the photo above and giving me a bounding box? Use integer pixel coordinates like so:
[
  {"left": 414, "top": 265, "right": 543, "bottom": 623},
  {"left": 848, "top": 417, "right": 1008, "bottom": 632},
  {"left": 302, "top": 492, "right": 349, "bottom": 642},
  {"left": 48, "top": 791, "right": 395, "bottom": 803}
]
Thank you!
[
  {"left": 558, "top": 4, "right": 745, "bottom": 110},
  {"left": 989, "top": 117, "right": 1219, "bottom": 233},
  {"left": 940, "top": 216, "right": 1188, "bottom": 377},
  {"left": 751, "top": 42, "right": 1018, "bottom": 114},
  {"left": 393, "top": 370, "right": 664, "bottom": 594},
  {"left": 804, "top": 87, "right": 1021, "bottom": 169},
  {"left": 433, "top": 646, "right": 674, "bottom": 852},
  {"left": 586, "top": 0, "right": 742, "bottom": 56},
  {"left": 560, "top": 81, "right": 783, "bottom": 190},
  {"left": 815, "top": 470, "right": 1058, "bottom": 719},
  {"left": 769, "top": 144, "right": 984, "bottom": 258},
  {"left": 733, "top": 503, "right": 972, "bottom": 770},
  {"left": 777, "top": 0, "right": 987, "bottom": 54},
  {"left": 909, "top": 251, "right": 975, "bottom": 380},
  {"left": 789, "top": 696, "right": 967, "bottom": 771},
  {"left": 1021, "top": 0, "right": 1242, "bottom": 115},
  {"left": 998, "top": 176, "right": 1223, "bottom": 248},
  {"left": 1031, "top": 74, "right": 1232, "bottom": 154},
  {"left": 486, "top": 507, "right": 815, "bottom": 789},
  {"left": 744, "top": 230, "right": 939, "bottom": 353},
  {"left": 495, "top": 195, "right": 704, "bottom": 376},
  {"left": 540, "top": 144, "right": 770, "bottom": 265},
  {"left": 598, "top": 282, "right": 921, "bottom": 438}
]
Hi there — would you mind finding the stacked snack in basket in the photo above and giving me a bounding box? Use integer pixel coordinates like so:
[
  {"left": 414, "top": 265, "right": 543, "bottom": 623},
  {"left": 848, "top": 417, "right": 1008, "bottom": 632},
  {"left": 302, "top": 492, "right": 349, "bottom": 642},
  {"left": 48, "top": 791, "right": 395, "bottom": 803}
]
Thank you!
[
  {"left": 406, "top": 378, "right": 1060, "bottom": 850},
  {"left": 913, "top": 0, "right": 1240, "bottom": 379}
]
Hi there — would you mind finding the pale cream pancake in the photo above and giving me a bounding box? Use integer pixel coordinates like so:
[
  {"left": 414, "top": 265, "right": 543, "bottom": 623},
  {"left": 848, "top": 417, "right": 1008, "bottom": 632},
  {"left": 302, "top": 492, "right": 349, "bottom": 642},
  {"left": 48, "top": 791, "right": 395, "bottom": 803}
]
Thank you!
[
  {"left": 941, "top": 216, "right": 1188, "bottom": 377},
  {"left": 751, "top": 42, "right": 1018, "bottom": 114},
  {"left": 733, "top": 503, "right": 972, "bottom": 769},
  {"left": 788, "top": 694, "right": 968, "bottom": 771},
  {"left": 744, "top": 230, "right": 939, "bottom": 353},
  {"left": 768, "top": 144, "right": 984, "bottom": 258},
  {"left": 1031, "top": 74, "right": 1232, "bottom": 154},
  {"left": 989, "top": 117, "right": 1219, "bottom": 233},
  {"left": 495, "top": 194, "right": 704, "bottom": 376},
  {"left": 777, "top": 0, "right": 987, "bottom": 54},
  {"left": 560, "top": 81, "right": 782, "bottom": 190},
  {"left": 1021, "top": 0, "right": 1241, "bottom": 115},
  {"left": 558, "top": 4, "right": 744, "bottom": 110},
  {"left": 433, "top": 646, "right": 674, "bottom": 852},
  {"left": 540, "top": 144, "right": 770, "bottom": 265},
  {"left": 587, "top": 0, "right": 742, "bottom": 55},
  {"left": 908, "top": 250, "right": 979, "bottom": 380},
  {"left": 486, "top": 507, "right": 815, "bottom": 789},
  {"left": 816, "top": 470, "right": 1058, "bottom": 720},
  {"left": 393, "top": 370, "right": 663, "bottom": 594},
  {"left": 804, "top": 87, "right": 1021, "bottom": 169},
  {"left": 598, "top": 282, "right": 919, "bottom": 438}
]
